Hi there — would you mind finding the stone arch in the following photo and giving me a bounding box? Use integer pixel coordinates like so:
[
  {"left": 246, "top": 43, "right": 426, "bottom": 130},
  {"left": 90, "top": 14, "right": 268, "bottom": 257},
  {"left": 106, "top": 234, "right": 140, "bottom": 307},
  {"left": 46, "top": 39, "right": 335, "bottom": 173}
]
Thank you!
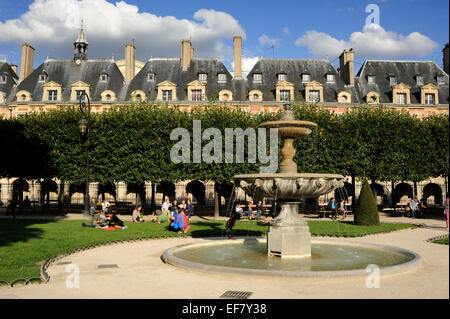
[
  {"left": 127, "top": 183, "right": 145, "bottom": 205},
  {"left": 16, "top": 90, "right": 32, "bottom": 102},
  {"left": 422, "top": 183, "right": 443, "bottom": 205},
  {"left": 131, "top": 90, "right": 146, "bottom": 102},
  {"left": 12, "top": 178, "right": 29, "bottom": 201},
  {"left": 98, "top": 183, "right": 116, "bottom": 202},
  {"left": 156, "top": 181, "right": 175, "bottom": 204},
  {"left": 219, "top": 89, "right": 233, "bottom": 102},
  {"left": 370, "top": 182, "right": 387, "bottom": 207},
  {"left": 69, "top": 183, "right": 85, "bottom": 205},
  {"left": 186, "top": 180, "right": 206, "bottom": 205},
  {"left": 393, "top": 182, "right": 413, "bottom": 204}
]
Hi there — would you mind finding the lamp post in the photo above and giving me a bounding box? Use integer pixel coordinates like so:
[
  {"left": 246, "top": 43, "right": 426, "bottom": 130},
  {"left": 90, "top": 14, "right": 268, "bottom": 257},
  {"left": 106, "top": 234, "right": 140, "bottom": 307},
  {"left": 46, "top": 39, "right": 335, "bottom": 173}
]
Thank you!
[
  {"left": 8, "top": 106, "right": 13, "bottom": 119},
  {"left": 78, "top": 91, "right": 90, "bottom": 218}
]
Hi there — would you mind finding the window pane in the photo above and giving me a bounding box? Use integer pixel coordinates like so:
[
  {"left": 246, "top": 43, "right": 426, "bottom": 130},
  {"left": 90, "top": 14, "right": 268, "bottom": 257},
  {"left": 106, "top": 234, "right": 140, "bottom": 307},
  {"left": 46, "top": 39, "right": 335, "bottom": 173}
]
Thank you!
[
  {"left": 309, "top": 90, "right": 319, "bottom": 102},
  {"left": 280, "top": 90, "right": 290, "bottom": 101},
  {"left": 396, "top": 93, "right": 406, "bottom": 104},
  {"left": 303, "top": 74, "right": 311, "bottom": 82},
  {"left": 425, "top": 94, "right": 434, "bottom": 104},
  {"left": 192, "top": 89, "right": 202, "bottom": 101}
]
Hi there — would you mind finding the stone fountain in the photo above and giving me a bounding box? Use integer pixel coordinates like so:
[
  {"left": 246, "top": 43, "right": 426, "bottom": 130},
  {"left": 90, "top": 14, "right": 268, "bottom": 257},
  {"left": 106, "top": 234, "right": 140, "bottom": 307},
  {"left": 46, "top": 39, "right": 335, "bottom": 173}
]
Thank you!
[{"left": 234, "top": 103, "right": 345, "bottom": 258}]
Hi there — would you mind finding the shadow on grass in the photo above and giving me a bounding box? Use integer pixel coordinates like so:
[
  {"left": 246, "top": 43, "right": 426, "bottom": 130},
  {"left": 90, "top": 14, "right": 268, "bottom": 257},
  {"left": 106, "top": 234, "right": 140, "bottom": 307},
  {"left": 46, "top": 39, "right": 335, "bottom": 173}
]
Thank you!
[
  {"left": 189, "top": 221, "right": 266, "bottom": 238},
  {"left": 0, "top": 219, "right": 56, "bottom": 248}
]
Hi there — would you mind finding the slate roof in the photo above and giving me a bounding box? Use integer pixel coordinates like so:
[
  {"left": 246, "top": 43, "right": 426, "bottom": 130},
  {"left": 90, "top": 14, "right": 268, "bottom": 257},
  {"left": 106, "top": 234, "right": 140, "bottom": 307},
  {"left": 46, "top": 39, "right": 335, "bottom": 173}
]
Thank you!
[
  {"left": 245, "top": 59, "right": 359, "bottom": 103},
  {"left": 355, "top": 60, "right": 449, "bottom": 104},
  {"left": 126, "top": 58, "right": 233, "bottom": 101},
  {"left": 15, "top": 59, "right": 125, "bottom": 102},
  {"left": 0, "top": 62, "right": 19, "bottom": 103}
]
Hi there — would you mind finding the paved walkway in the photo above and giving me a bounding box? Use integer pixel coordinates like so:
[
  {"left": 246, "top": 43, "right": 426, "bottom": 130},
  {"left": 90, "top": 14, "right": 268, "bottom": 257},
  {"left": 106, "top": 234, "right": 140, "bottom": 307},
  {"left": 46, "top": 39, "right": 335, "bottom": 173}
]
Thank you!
[{"left": 0, "top": 215, "right": 448, "bottom": 299}]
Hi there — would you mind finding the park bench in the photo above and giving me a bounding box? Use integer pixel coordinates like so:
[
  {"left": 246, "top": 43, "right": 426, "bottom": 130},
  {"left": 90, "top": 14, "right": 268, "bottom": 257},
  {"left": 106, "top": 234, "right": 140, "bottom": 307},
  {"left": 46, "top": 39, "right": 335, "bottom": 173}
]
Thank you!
[{"left": 394, "top": 202, "right": 408, "bottom": 216}]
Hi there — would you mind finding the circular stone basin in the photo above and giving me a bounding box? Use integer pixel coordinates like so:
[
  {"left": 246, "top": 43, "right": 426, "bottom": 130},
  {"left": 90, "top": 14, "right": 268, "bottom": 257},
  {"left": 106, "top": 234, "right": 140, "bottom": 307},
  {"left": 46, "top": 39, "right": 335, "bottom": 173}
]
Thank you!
[{"left": 162, "top": 238, "right": 421, "bottom": 278}]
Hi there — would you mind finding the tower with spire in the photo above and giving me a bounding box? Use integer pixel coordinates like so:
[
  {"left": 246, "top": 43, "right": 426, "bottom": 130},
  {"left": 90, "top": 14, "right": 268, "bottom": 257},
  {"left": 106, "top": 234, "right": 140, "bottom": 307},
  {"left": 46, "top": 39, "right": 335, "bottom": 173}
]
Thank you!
[{"left": 74, "top": 20, "right": 88, "bottom": 61}]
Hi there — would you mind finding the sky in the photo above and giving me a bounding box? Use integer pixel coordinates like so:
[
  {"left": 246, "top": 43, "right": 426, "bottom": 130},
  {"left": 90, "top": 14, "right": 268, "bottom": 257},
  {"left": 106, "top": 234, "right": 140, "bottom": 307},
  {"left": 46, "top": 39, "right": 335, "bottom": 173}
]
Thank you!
[{"left": 0, "top": 0, "right": 448, "bottom": 75}]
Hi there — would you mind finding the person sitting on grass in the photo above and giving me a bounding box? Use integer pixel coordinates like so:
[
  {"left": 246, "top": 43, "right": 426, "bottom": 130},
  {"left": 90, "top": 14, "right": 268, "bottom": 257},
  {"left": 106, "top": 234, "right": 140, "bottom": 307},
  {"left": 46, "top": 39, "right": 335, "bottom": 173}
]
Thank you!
[
  {"left": 132, "top": 205, "right": 145, "bottom": 222},
  {"left": 226, "top": 213, "right": 237, "bottom": 240},
  {"left": 152, "top": 210, "right": 169, "bottom": 224},
  {"left": 107, "top": 212, "right": 127, "bottom": 229},
  {"left": 82, "top": 212, "right": 108, "bottom": 228},
  {"left": 181, "top": 209, "right": 190, "bottom": 233},
  {"left": 168, "top": 208, "right": 183, "bottom": 232}
]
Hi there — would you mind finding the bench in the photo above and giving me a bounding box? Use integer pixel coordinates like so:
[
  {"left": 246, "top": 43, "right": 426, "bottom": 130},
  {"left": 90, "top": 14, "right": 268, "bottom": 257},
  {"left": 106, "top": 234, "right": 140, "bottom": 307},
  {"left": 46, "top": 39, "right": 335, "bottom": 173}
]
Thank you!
[{"left": 394, "top": 202, "right": 408, "bottom": 216}]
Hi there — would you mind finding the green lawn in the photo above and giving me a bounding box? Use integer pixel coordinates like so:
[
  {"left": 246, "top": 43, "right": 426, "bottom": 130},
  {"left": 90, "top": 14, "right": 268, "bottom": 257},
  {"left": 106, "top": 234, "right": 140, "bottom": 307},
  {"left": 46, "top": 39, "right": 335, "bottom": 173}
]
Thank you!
[
  {"left": 432, "top": 237, "right": 449, "bottom": 245},
  {"left": 0, "top": 219, "right": 416, "bottom": 283}
]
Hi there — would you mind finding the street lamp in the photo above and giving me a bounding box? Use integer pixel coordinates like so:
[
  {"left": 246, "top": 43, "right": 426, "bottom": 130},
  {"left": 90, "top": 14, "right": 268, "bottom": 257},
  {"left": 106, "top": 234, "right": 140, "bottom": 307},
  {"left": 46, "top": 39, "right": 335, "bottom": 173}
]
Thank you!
[
  {"left": 78, "top": 91, "right": 91, "bottom": 218},
  {"left": 8, "top": 106, "right": 13, "bottom": 119}
]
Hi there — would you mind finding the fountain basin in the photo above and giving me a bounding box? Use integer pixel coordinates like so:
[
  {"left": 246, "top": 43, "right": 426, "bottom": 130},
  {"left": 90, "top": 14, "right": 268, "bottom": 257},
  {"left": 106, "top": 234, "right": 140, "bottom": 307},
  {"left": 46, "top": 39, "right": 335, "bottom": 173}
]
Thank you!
[
  {"left": 161, "top": 238, "right": 421, "bottom": 279},
  {"left": 234, "top": 173, "right": 345, "bottom": 199}
]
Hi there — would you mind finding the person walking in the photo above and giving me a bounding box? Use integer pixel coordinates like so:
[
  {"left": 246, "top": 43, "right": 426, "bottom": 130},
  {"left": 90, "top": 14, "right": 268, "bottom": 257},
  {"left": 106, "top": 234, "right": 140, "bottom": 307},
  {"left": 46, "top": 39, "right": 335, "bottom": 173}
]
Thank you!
[
  {"left": 338, "top": 199, "right": 346, "bottom": 219},
  {"left": 328, "top": 198, "right": 338, "bottom": 220},
  {"left": 89, "top": 198, "right": 96, "bottom": 217},
  {"left": 186, "top": 200, "right": 194, "bottom": 220},
  {"left": 226, "top": 214, "right": 237, "bottom": 240},
  {"left": 256, "top": 200, "right": 264, "bottom": 221}
]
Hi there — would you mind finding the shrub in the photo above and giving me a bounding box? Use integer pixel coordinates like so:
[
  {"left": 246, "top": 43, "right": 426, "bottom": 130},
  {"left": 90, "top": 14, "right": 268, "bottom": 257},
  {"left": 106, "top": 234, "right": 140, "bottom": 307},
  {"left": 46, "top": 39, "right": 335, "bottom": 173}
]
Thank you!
[{"left": 354, "top": 180, "right": 380, "bottom": 226}]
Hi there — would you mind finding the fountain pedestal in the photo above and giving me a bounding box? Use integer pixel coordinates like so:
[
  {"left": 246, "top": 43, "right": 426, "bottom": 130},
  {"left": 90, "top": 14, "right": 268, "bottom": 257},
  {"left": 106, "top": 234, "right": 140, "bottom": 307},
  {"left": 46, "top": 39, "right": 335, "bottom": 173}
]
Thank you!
[{"left": 267, "top": 202, "right": 311, "bottom": 258}]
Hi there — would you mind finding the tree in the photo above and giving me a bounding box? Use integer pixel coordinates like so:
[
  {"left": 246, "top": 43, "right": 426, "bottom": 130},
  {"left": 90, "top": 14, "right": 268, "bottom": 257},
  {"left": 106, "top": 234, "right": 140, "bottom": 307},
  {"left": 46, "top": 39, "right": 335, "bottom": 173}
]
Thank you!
[{"left": 354, "top": 180, "right": 380, "bottom": 226}]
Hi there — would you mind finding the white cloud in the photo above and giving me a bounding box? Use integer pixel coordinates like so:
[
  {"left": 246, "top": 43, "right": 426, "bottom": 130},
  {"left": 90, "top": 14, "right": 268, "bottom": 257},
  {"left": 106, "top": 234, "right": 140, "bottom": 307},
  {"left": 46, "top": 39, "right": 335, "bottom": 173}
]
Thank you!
[
  {"left": 0, "top": 0, "right": 245, "bottom": 63},
  {"left": 295, "top": 24, "right": 438, "bottom": 59},
  {"left": 258, "top": 34, "right": 279, "bottom": 47},
  {"left": 283, "top": 27, "right": 290, "bottom": 36},
  {"left": 229, "top": 55, "right": 259, "bottom": 78}
]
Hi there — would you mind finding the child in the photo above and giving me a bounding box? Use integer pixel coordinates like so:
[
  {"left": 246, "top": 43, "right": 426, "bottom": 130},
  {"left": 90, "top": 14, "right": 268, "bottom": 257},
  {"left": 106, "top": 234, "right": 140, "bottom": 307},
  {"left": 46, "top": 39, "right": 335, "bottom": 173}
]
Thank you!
[
  {"left": 226, "top": 214, "right": 236, "bottom": 240},
  {"left": 339, "top": 199, "right": 346, "bottom": 219}
]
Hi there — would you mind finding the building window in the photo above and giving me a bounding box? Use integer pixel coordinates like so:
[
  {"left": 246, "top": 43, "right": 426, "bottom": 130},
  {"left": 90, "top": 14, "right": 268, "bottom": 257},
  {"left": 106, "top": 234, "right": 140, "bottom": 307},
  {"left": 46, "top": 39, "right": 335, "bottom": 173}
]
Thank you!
[
  {"left": 280, "top": 90, "right": 290, "bottom": 101},
  {"left": 340, "top": 95, "right": 348, "bottom": 102},
  {"left": 48, "top": 90, "right": 58, "bottom": 101},
  {"left": 100, "top": 74, "right": 108, "bottom": 82},
  {"left": 308, "top": 90, "right": 320, "bottom": 102},
  {"left": 396, "top": 93, "right": 407, "bottom": 104},
  {"left": 106, "top": 94, "right": 111, "bottom": 101},
  {"left": 135, "top": 94, "right": 142, "bottom": 101},
  {"left": 147, "top": 73, "right": 155, "bottom": 82},
  {"left": 424, "top": 93, "right": 435, "bottom": 105},
  {"left": 367, "top": 75, "right": 375, "bottom": 84},
  {"left": 253, "top": 73, "right": 262, "bottom": 83},
  {"left": 416, "top": 75, "right": 424, "bottom": 85},
  {"left": 218, "top": 73, "right": 226, "bottom": 82},
  {"left": 0, "top": 75, "right": 6, "bottom": 83},
  {"left": 192, "top": 89, "right": 202, "bottom": 101},
  {"left": 253, "top": 93, "right": 259, "bottom": 100},
  {"left": 389, "top": 76, "right": 397, "bottom": 86},
  {"left": 437, "top": 75, "right": 445, "bottom": 85},
  {"left": 326, "top": 74, "right": 335, "bottom": 82},
  {"left": 76, "top": 90, "right": 86, "bottom": 101},
  {"left": 21, "top": 94, "right": 27, "bottom": 101},
  {"left": 38, "top": 74, "right": 47, "bottom": 82},
  {"left": 223, "top": 93, "right": 229, "bottom": 101},
  {"left": 278, "top": 73, "right": 287, "bottom": 82},
  {"left": 198, "top": 73, "right": 207, "bottom": 82},
  {"left": 302, "top": 74, "right": 311, "bottom": 83},
  {"left": 162, "top": 90, "right": 172, "bottom": 101}
]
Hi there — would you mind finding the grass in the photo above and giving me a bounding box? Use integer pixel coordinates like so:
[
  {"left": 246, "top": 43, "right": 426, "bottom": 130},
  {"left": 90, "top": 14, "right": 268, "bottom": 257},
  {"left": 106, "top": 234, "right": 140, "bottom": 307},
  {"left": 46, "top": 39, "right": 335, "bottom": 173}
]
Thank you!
[
  {"left": 0, "top": 219, "right": 416, "bottom": 283},
  {"left": 432, "top": 237, "right": 449, "bottom": 245}
]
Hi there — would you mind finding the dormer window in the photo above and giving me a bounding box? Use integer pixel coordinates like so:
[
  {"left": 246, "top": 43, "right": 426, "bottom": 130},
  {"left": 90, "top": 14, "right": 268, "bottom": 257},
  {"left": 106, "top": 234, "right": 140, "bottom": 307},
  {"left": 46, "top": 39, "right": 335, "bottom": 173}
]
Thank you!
[
  {"left": 437, "top": 75, "right": 445, "bottom": 85},
  {"left": 367, "top": 75, "right": 375, "bottom": 84},
  {"left": 0, "top": 74, "right": 6, "bottom": 83},
  {"left": 302, "top": 74, "right": 311, "bottom": 83},
  {"left": 326, "top": 74, "right": 335, "bottom": 82},
  {"left": 218, "top": 73, "right": 226, "bottom": 83},
  {"left": 278, "top": 73, "right": 287, "bottom": 82},
  {"left": 38, "top": 73, "right": 47, "bottom": 83},
  {"left": 416, "top": 75, "right": 424, "bottom": 85},
  {"left": 389, "top": 76, "right": 397, "bottom": 86},
  {"left": 253, "top": 73, "right": 262, "bottom": 83},
  {"left": 147, "top": 73, "right": 155, "bottom": 82},
  {"left": 198, "top": 73, "right": 207, "bottom": 82},
  {"left": 100, "top": 74, "right": 108, "bottom": 82}
]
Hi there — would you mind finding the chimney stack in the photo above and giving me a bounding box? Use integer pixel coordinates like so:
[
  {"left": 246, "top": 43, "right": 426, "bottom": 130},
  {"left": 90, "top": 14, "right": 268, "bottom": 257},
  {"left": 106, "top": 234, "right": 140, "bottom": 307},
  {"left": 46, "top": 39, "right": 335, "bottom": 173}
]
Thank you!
[
  {"left": 233, "top": 36, "right": 242, "bottom": 79},
  {"left": 443, "top": 43, "right": 449, "bottom": 75},
  {"left": 125, "top": 42, "right": 136, "bottom": 82},
  {"left": 19, "top": 43, "right": 35, "bottom": 82},
  {"left": 339, "top": 48, "right": 355, "bottom": 85},
  {"left": 181, "top": 40, "right": 193, "bottom": 71}
]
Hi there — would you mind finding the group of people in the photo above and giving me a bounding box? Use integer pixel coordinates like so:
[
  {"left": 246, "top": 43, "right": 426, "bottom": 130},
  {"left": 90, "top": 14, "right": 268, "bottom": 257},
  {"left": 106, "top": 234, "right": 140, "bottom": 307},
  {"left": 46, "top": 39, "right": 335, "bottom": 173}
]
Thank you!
[
  {"left": 83, "top": 209, "right": 127, "bottom": 230},
  {"left": 158, "top": 199, "right": 192, "bottom": 233},
  {"left": 235, "top": 200, "right": 271, "bottom": 221},
  {"left": 404, "top": 196, "right": 427, "bottom": 218},
  {"left": 5, "top": 196, "right": 32, "bottom": 217},
  {"left": 325, "top": 198, "right": 347, "bottom": 219}
]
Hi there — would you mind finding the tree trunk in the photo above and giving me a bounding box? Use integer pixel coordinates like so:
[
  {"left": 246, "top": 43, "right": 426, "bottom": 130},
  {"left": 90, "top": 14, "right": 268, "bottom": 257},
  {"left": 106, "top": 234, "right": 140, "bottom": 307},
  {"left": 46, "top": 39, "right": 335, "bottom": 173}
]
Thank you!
[
  {"left": 151, "top": 184, "right": 155, "bottom": 213},
  {"left": 413, "top": 181, "right": 418, "bottom": 197},
  {"left": 351, "top": 173, "right": 356, "bottom": 213},
  {"left": 391, "top": 181, "right": 395, "bottom": 207},
  {"left": 214, "top": 188, "right": 220, "bottom": 219}
]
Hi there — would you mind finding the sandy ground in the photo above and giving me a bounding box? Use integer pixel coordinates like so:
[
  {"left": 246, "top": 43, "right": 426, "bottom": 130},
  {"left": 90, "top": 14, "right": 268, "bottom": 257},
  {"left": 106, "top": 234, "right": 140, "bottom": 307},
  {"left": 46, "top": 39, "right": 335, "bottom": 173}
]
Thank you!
[{"left": 0, "top": 214, "right": 448, "bottom": 299}]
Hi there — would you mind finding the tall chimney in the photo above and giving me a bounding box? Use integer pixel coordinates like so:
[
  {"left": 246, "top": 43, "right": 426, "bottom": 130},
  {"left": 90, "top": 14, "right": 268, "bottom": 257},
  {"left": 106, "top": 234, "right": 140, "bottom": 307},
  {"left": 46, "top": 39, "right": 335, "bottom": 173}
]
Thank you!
[
  {"left": 125, "top": 42, "right": 136, "bottom": 82},
  {"left": 339, "top": 48, "right": 355, "bottom": 85},
  {"left": 181, "top": 40, "right": 192, "bottom": 71},
  {"left": 233, "top": 36, "right": 242, "bottom": 79},
  {"left": 19, "top": 43, "right": 35, "bottom": 82},
  {"left": 443, "top": 43, "right": 449, "bottom": 75}
]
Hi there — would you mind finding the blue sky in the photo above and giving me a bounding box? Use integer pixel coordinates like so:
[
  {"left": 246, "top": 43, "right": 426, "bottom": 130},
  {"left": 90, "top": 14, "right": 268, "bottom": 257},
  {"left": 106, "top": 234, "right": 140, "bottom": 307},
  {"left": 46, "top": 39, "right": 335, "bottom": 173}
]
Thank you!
[{"left": 0, "top": 0, "right": 448, "bottom": 74}]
